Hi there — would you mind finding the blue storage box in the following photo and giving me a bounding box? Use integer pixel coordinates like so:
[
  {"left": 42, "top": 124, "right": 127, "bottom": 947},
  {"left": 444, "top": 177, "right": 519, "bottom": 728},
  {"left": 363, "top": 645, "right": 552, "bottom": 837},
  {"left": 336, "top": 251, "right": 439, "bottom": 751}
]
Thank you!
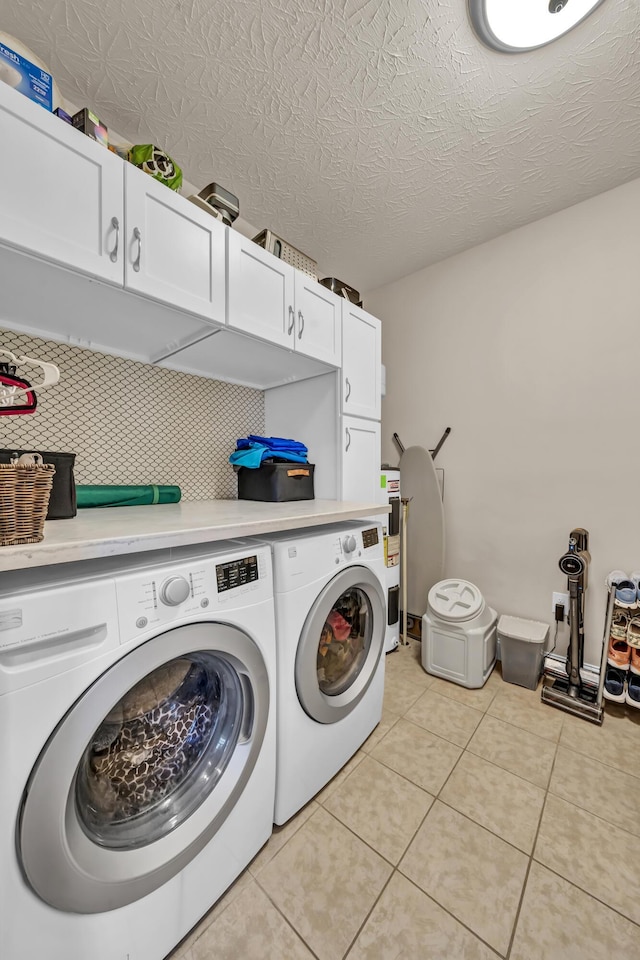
[{"left": 0, "top": 41, "right": 52, "bottom": 111}]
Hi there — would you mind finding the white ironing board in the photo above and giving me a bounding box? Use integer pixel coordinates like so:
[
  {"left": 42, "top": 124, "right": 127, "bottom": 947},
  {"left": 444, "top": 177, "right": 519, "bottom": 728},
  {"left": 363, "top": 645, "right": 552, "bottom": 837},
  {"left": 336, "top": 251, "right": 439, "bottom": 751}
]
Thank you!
[{"left": 399, "top": 445, "right": 445, "bottom": 617}]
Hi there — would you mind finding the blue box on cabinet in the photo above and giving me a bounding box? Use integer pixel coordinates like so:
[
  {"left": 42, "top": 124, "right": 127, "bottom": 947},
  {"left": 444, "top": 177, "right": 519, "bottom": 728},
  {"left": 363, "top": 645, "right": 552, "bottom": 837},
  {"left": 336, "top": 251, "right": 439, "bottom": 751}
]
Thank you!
[{"left": 0, "top": 42, "right": 52, "bottom": 111}]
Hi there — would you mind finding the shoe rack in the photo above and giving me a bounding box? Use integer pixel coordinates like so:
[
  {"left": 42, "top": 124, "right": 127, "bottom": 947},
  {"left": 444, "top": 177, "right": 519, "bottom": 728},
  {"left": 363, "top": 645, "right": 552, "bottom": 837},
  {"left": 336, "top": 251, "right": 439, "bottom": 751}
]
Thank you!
[{"left": 603, "top": 575, "right": 640, "bottom": 711}]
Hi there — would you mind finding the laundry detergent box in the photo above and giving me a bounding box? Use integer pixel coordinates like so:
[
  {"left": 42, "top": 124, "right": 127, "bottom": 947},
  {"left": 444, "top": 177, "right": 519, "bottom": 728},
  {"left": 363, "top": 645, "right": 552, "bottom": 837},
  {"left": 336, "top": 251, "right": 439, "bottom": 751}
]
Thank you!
[{"left": 0, "top": 41, "right": 52, "bottom": 110}]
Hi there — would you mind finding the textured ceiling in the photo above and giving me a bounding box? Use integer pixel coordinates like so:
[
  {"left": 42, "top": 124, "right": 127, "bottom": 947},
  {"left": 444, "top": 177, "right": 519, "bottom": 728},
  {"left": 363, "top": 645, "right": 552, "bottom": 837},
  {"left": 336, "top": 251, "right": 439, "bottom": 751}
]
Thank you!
[{"left": 2, "top": 0, "right": 639, "bottom": 291}]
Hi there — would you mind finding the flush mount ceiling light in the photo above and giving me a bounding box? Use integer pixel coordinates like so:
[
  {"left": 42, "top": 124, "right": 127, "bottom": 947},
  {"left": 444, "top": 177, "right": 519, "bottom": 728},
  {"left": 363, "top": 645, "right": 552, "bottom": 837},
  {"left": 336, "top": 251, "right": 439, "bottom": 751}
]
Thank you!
[{"left": 469, "top": 0, "right": 606, "bottom": 53}]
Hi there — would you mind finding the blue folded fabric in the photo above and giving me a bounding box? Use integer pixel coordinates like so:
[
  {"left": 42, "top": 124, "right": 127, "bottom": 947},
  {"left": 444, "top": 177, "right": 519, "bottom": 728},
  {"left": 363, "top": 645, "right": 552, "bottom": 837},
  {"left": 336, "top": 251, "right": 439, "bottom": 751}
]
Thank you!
[
  {"left": 240, "top": 435, "right": 308, "bottom": 454},
  {"left": 230, "top": 435, "right": 309, "bottom": 469}
]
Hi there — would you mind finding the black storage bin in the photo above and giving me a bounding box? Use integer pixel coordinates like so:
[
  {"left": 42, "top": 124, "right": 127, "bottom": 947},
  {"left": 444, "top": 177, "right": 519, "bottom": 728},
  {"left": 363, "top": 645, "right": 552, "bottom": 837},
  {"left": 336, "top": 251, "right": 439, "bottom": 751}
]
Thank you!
[
  {"left": 0, "top": 449, "right": 77, "bottom": 519},
  {"left": 237, "top": 462, "right": 315, "bottom": 502}
]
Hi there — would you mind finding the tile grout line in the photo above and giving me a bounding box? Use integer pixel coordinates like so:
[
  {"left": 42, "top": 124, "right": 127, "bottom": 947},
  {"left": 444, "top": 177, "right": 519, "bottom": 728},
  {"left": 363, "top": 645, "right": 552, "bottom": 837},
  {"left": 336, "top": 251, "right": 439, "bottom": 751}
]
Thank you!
[
  {"left": 253, "top": 872, "right": 324, "bottom": 960},
  {"left": 396, "top": 871, "right": 504, "bottom": 959},
  {"left": 504, "top": 730, "right": 563, "bottom": 960},
  {"left": 392, "top": 677, "right": 555, "bottom": 958},
  {"left": 530, "top": 856, "right": 640, "bottom": 932},
  {"left": 535, "top": 705, "right": 640, "bottom": 934},
  {"left": 338, "top": 737, "right": 503, "bottom": 959},
  {"left": 341, "top": 870, "right": 397, "bottom": 959},
  {"left": 444, "top": 736, "right": 553, "bottom": 793},
  {"left": 546, "top": 781, "right": 640, "bottom": 838},
  {"left": 348, "top": 672, "right": 565, "bottom": 958},
  {"left": 556, "top": 741, "right": 640, "bottom": 782}
]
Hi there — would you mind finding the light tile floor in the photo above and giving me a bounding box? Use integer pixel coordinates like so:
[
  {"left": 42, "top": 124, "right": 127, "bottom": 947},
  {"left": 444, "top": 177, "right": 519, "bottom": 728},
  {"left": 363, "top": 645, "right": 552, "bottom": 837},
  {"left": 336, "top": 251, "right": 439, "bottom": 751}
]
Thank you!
[{"left": 170, "top": 640, "right": 640, "bottom": 960}]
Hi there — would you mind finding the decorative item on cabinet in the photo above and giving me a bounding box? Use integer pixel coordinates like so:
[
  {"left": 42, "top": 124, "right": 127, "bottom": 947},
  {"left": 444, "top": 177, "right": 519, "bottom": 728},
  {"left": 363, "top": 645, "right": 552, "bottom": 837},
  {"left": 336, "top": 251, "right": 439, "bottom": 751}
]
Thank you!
[
  {"left": 252, "top": 229, "right": 318, "bottom": 279},
  {"left": 188, "top": 182, "right": 240, "bottom": 226},
  {"left": 53, "top": 106, "right": 73, "bottom": 124},
  {"left": 0, "top": 35, "right": 53, "bottom": 111},
  {"left": 128, "top": 144, "right": 183, "bottom": 191},
  {"left": 319, "top": 277, "right": 362, "bottom": 308},
  {"left": 71, "top": 108, "right": 108, "bottom": 147}
]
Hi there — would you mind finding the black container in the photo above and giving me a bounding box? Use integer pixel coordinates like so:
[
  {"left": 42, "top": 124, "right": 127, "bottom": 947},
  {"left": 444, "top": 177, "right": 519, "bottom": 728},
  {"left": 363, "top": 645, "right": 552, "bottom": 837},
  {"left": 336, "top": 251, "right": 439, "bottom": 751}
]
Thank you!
[
  {"left": 237, "top": 462, "right": 315, "bottom": 502},
  {"left": 0, "top": 449, "right": 77, "bottom": 519}
]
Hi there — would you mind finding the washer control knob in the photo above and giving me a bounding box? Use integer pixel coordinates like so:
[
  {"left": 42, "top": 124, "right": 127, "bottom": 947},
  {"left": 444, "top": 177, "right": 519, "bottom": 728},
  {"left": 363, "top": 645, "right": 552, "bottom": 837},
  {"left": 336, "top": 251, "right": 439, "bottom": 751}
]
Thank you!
[
  {"left": 342, "top": 535, "right": 357, "bottom": 553},
  {"left": 160, "top": 576, "right": 190, "bottom": 606}
]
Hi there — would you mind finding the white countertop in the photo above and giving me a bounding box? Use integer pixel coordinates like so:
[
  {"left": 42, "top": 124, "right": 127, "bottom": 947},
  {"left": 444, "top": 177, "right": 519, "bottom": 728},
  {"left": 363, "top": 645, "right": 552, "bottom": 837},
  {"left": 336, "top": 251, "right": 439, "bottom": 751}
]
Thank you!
[{"left": 0, "top": 500, "right": 389, "bottom": 572}]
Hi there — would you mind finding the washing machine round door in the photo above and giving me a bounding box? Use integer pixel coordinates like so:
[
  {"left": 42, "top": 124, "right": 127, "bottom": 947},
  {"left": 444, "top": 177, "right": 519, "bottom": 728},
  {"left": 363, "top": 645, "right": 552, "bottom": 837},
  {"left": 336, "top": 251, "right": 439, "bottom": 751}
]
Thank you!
[
  {"left": 18, "top": 621, "right": 270, "bottom": 913},
  {"left": 295, "top": 565, "right": 385, "bottom": 723}
]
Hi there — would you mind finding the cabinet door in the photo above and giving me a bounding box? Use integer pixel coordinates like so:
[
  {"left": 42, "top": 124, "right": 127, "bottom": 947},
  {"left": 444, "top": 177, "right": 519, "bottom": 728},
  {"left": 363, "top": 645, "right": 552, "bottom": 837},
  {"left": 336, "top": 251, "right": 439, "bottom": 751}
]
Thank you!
[
  {"left": 124, "top": 165, "right": 225, "bottom": 322},
  {"left": 342, "top": 305, "right": 381, "bottom": 420},
  {"left": 227, "top": 231, "right": 295, "bottom": 347},
  {"left": 293, "top": 274, "right": 341, "bottom": 366},
  {"left": 0, "top": 83, "right": 123, "bottom": 285},
  {"left": 341, "top": 416, "right": 381, "bottom": 502}
]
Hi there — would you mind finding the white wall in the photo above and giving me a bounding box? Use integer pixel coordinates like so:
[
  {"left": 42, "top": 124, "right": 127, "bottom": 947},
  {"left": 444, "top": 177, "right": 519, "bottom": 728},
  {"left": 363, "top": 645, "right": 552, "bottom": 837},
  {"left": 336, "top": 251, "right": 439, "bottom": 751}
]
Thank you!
[{"left": 367, "top": 176, "right": 640, "bottom": 664}]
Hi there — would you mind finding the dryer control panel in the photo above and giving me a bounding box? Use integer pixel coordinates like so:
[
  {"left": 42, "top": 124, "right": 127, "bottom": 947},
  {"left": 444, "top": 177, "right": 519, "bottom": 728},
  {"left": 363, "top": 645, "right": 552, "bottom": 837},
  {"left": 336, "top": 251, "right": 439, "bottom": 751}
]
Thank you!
[{"left": 361, "top": 527, "right": 380, "bottom": 549}]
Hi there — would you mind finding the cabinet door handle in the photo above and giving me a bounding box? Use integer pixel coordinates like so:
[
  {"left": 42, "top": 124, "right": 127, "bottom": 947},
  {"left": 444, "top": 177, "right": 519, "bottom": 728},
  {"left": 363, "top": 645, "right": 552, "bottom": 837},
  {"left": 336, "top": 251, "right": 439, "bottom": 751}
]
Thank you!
[
  {"left": 109, "top": 216, "right": 120, "bottom": 263},
  {"left": 298, "top": 310, "right": 304, "bottom": 339},
  {"left": 288, "top": 305, "right": 295, "bottom": 336},
  {"left": 345, "top": 427, "right": 351, "bottom": 452},
  {"left": 345, "top": 377, "right": 352, "bottom": 401},
  {"left": 132, "top": 227, "right": 142, "bottom": 273}
]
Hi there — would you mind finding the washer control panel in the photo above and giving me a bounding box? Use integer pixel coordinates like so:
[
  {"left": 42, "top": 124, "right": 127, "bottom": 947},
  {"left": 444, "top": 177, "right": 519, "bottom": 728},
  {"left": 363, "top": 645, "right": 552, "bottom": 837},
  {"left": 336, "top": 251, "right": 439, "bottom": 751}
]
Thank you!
[
  {"left": 115, "top": 547, "right": 271, "bottom": 645},
  {"left": 342, "top": 535, "right": 357, "bottom": 554},
  {"left": 160, "top": 575, "right": 191, "bottom": 606},
  {"left": 216, "top": 554, "right": 259, "bottom": 593}
]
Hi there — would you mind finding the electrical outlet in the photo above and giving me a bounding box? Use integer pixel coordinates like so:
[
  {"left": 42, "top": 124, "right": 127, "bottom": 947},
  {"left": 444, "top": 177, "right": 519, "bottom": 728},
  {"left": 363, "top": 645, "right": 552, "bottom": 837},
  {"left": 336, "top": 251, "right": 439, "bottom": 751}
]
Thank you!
[{"left": 552, "top": 591, "right": 569, "bottom": 617}]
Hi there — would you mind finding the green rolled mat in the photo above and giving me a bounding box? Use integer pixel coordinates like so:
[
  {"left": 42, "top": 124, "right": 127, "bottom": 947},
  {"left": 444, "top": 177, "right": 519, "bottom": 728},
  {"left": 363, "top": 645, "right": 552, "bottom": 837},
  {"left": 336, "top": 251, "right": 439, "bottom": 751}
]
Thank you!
[{"left": 77, "top": 485, "right": 182, "bottom": 508}]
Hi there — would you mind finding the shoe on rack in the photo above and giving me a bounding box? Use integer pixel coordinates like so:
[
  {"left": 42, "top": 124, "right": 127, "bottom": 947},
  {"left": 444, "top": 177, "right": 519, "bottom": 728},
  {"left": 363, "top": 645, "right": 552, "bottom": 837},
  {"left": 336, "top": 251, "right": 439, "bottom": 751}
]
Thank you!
[
  {"left": 603, "top": 665, "right": 627, "bottom": 703},
  {"left": 627, "top": 617, "right": 640, "bottom": 649},
  {"left": 611, "top": 608, "right": 632, "bottom": 640},
  {"left": 615, "top": 580, "right": 637, "bottom": 608},
  {"left": 607, "top": 570, "right": 629, "bottom": 589},
  {"left": 607, "top": 634, "right": 631, "bottom": 669},
  {"left": 625, "top": 672, "right": 640, "bottom": 709},
  {"left": 630, "top": 647, "right": 640, "bottom": 675}
]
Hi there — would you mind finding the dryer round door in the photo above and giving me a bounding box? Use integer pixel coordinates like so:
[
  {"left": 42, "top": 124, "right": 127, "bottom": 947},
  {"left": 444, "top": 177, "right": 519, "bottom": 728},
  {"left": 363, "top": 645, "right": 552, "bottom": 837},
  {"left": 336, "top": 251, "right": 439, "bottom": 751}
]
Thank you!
[
  {"left": 18, "top": 622, "right": 270, "bottom": 914},
  {"left": 295, "top": 565, "right": 385, "bottom": 723}
]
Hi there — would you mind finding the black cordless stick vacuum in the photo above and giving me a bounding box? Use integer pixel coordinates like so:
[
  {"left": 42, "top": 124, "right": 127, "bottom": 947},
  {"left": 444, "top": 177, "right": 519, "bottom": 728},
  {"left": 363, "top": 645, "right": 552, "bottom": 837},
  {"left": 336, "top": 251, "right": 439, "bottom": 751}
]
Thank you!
[{"left": 541, "top": 528, "right": 605, "bottom": 724}]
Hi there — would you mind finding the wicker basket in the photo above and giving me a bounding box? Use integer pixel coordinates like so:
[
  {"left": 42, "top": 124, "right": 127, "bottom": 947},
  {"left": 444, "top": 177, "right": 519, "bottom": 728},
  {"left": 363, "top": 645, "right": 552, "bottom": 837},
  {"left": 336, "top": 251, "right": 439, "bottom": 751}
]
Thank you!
[{"left": 0, "top": 460, "right": 56, "bottom": 546}]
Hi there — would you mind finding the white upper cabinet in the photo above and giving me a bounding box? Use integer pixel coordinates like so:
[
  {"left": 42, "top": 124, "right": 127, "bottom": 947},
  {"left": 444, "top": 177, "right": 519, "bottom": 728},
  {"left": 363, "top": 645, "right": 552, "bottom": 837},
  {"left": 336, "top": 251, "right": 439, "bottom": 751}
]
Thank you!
[
  {"left": 341, "top": 304, "right": 381, "bottom": 420},
  {"left": 341, "top": 415, "right": 381, "bottom": 502},
  {"left": 227, "top": 233, "right": 342, "bottom": 367},
  {"left": 0, "top": 83, "right": 123, "bottom": 285},
  {"left": 227, "top": 231, "right": 295, "bottom": 348},
  {"left": 124, "top": 165, "right": 226, "bottom": 323},
  {"left": 293, "top": 273, "right": 342, "bottom": 367}
]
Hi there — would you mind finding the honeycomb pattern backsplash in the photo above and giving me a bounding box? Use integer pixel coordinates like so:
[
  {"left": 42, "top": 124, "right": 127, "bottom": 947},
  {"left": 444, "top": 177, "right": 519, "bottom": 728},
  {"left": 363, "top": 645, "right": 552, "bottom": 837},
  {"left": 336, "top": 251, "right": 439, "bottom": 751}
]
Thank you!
[{"left": 0, "top": 328, "right": 264, "bottom": 501}]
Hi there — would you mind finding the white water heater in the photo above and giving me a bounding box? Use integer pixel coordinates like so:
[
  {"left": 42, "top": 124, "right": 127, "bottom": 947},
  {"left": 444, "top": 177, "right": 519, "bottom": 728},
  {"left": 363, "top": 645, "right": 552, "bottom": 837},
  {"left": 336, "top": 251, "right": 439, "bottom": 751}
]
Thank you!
[{"left": 379, "top": 468, "right": 401, "bottom": 653}]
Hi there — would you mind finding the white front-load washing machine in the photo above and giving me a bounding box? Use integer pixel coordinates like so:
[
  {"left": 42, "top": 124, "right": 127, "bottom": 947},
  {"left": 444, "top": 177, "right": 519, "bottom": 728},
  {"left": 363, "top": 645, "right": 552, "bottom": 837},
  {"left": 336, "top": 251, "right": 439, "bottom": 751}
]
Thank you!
[
  {"left": 0, "top": 541, "right": 276, "bottom": 960},
  {"left": 255, "top": 521, "right": 386, "bottom": 825}
]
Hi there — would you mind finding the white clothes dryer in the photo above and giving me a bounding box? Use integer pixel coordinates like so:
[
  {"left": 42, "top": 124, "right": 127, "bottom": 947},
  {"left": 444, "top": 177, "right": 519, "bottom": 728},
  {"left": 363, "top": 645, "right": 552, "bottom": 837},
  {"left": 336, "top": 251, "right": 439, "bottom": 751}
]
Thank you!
[
  {"left": 0, "top": 541, "right": 276, "bottom": 960},
  {"left": 254, "top": 522, "right": 386, "bottom": 825}
]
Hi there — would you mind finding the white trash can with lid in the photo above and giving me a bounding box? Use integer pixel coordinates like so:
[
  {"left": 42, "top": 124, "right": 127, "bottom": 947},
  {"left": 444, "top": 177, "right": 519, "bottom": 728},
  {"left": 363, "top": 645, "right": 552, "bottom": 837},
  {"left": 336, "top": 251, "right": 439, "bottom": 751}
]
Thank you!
[
  {"left": 497, "top": 615, "right": 549, "bottom": 690},
  {"left": 422, "top": 579, "right": 497, "bottom": 688}
]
